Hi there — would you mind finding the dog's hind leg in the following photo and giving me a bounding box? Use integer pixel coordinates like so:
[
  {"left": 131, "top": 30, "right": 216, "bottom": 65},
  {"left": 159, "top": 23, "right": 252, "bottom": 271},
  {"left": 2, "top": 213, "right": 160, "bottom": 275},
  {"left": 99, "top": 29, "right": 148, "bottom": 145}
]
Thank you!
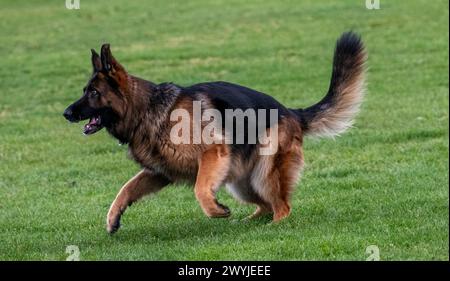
[
  {"left": 272, "top": 147, "right": 304, "bottom": 222},
  {"left": 225, "top": 181, "right": 272, "bottom": 220},
  {"left": 195, "top": 144, "right": 231, "bottom": 218},
  {"left": 248, "top": 203, "right": 273, "bottom": 219},
  {"left": 106, "top": 169, "right": 171, "bottom": 234},
  {"left": 251, "top": 145, "right": 303, "bottom": 223}
]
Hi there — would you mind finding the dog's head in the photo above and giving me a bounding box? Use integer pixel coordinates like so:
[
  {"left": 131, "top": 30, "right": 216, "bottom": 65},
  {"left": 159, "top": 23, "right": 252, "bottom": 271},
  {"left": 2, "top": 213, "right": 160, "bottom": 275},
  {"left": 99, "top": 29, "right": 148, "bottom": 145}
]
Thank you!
[{"left": 63, "top": 44, "right": 128, "bottom": 135}]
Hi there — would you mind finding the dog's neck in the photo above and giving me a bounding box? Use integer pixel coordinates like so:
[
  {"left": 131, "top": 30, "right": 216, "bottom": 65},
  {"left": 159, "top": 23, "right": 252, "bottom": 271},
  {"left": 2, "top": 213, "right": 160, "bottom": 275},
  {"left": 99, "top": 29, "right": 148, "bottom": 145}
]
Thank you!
[{"left": 107, "top": 75, "right": 180, "bottom": 147}]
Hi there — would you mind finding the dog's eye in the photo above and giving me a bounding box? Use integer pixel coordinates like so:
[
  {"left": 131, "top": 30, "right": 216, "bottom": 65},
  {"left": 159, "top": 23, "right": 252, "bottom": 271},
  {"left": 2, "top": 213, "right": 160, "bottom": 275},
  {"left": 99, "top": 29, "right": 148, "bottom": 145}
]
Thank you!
[{"left": 90, "top": 90, "right": 99, "bottom": 98}]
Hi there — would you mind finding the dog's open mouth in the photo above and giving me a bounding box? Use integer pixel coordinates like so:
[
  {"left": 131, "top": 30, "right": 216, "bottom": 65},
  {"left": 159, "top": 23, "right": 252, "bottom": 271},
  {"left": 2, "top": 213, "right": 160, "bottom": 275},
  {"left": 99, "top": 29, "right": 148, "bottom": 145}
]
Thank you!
[{"left": 83, "top": 115, "right": 104, "bottom": 135}]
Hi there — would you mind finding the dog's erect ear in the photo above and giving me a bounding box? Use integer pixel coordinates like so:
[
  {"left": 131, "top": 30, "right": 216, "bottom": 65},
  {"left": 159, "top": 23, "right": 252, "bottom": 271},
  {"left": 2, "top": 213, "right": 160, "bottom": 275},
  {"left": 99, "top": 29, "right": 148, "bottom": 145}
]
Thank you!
[
  {"left": 100, "top": 44, "right": 128, "bottom": 88},
  {"left": 91, "top": 49, "right": 102, "bottom": 72},
  {"left": 100, "top": 44, "right": 126, "bottom": 73},
  {"left": 100, "top": 44, "right": 113, "bottom": 72}
]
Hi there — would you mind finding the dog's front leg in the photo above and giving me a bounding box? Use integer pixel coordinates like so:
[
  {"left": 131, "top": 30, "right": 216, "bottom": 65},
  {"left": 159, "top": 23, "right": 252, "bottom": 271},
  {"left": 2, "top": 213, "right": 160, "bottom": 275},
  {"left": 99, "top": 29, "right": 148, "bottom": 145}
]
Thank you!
[
  {"left": 106, "top": 169, "right": 170, "bottom": 234},
  {"left": 195, "top": 144, "right": 231, "bottom": 218}
]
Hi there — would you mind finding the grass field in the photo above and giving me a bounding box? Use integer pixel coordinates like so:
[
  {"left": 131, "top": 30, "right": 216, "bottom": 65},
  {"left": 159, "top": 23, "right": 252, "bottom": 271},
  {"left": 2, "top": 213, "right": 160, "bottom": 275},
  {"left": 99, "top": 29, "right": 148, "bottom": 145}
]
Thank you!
[{"left": 0, "top": 0, "right": 448, "bottom": 261}]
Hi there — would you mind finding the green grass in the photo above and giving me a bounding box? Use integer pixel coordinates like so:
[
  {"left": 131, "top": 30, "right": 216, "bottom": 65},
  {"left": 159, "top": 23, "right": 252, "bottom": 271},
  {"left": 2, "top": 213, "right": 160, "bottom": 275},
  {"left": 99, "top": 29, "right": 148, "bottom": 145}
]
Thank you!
[{"left": 0, "top": 0, "right": 448, "bottom": 261}]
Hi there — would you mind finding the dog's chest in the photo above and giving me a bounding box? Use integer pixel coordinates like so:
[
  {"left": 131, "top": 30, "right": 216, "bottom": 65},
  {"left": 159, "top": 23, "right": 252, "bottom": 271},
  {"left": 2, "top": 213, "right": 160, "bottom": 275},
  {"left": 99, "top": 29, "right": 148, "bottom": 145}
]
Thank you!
[{"left": 129, "top": 141, "right": 200, "bottom": 181}]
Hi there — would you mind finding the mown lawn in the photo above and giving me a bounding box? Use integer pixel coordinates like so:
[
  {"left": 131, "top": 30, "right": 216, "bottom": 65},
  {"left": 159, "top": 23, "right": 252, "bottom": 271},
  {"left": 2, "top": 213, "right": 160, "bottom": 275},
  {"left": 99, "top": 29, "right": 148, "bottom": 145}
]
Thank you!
[{"left": 0, "top": 0, "right": 448, "bottom": 260}]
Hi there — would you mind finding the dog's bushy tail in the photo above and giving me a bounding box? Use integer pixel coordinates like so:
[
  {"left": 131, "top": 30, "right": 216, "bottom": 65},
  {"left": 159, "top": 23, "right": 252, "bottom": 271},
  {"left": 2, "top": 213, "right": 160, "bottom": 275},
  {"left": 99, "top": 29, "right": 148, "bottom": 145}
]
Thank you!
[{"left": 292, "top": 32, "right": 367, "bottom": 138}]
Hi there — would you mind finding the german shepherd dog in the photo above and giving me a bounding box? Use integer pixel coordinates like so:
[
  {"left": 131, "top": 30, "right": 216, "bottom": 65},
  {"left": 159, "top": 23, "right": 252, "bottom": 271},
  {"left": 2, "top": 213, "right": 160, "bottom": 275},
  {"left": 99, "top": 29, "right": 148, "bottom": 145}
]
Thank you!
[{"left": 63, "top": 32, "right": 366, "bottom": 233}]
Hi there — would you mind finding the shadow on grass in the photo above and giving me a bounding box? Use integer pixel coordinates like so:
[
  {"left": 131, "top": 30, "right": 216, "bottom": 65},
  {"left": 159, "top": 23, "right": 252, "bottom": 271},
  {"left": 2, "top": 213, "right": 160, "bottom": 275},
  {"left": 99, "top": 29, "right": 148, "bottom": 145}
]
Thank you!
[{"left": 109, "top": 214, "right": 275, "bottom": 243}]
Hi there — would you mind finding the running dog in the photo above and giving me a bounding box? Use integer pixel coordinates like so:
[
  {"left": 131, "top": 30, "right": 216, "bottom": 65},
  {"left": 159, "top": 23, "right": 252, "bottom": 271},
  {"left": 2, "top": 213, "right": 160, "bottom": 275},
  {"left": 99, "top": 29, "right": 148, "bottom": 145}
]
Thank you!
[{"left": 63, "top": 32, "right": 366, "bottom": 233}]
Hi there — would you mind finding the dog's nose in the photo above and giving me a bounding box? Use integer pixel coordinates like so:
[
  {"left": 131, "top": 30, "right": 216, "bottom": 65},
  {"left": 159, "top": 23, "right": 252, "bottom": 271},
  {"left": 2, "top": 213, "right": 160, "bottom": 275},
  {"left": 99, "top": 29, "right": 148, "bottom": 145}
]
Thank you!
[{"left": 63, "top": 108, "right": 73, "bottom": 120}]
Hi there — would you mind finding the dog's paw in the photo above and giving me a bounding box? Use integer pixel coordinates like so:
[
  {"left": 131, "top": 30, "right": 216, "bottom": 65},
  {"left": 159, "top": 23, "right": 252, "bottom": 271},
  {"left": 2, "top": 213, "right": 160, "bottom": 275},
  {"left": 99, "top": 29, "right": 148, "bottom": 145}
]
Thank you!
[
  {"left": 217, "top": 203, "right": 231, "bottom": 217},
  {"left": 206, "top": 201, "right": 231, "bottom": 218},
  {"left": 106, "top": 214, "right": 122, "bottom": 234}
]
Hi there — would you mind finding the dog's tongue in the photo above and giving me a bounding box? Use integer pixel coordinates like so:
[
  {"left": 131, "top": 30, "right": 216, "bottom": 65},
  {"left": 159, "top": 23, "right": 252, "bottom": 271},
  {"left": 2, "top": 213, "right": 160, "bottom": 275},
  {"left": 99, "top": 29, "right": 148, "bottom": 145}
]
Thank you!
[{"left": 83, "top": 116, "right": 101, "bottom": 135}]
